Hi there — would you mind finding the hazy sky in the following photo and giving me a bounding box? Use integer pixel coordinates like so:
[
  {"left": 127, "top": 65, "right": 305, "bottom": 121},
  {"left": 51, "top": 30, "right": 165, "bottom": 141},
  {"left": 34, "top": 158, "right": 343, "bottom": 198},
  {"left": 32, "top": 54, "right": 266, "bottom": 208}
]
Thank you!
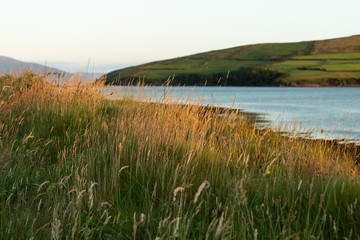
[{"left": 1, "top": 0, "right": 359, "bottom": 71}]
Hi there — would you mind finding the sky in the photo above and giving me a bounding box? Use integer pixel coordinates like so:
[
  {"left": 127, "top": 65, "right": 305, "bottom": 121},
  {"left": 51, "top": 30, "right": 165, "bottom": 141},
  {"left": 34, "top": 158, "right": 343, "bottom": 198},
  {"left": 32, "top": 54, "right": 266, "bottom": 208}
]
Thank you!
[{"left": 1, "top": 0, "right": 359, "bottom": 72}]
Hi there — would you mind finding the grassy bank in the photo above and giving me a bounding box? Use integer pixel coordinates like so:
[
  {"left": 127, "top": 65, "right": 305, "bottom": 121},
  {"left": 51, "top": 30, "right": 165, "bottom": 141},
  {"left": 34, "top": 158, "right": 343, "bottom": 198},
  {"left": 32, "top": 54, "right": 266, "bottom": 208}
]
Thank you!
[{"left": 1, "top": 72, "right": 360, "bottom": 239}]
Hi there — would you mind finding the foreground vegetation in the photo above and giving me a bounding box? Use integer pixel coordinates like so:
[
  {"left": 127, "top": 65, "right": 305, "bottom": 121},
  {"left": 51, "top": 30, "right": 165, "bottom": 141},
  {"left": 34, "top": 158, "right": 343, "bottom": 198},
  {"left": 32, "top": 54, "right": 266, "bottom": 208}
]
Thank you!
[
  {"left": 104, "top": 35, "right": 360, "bottom": 86},
  {"left": 1, "top": 72, "right": 360, "bottom": 239}
]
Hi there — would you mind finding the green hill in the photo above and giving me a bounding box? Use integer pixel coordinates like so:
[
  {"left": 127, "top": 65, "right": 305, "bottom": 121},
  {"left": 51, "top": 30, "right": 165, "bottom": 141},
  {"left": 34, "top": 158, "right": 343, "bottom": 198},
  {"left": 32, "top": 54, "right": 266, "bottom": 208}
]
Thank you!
[{"left": 103, "top": 35, "right": 360, "bottom": 86}]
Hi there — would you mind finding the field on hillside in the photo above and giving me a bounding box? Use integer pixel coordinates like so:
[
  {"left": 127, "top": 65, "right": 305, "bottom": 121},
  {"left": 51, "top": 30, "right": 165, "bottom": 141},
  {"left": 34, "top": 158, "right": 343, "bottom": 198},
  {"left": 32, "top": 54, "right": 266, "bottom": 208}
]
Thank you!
[
  {"left": 266, "top": 60, "right": 324, "bottom": 73},
  {"left": 311, "top": 35, "right": 360, "bottom": 55},
  {"left": 281, "top": 70, "right": 360, "bottom": 85},
  {"left": 293, "top": 53, "right": 360, "bottom": 60},
  {"left": 233, "top": 42, "right": 313, "bottom": 60},
  {"left": 104, "top": 36, "right": 360, "bottom": 86},
  {"left": 320, "top": 63, "right": 360, "bottom": 72},
  {"left": 265, "top": 54, "right": 360, "bottom": 83},
  {"left": 1, "top": 72, "right": 360, "bottom": 239},
  {"left": 131, "top": 60, "right": 270, "bottom": 80}
]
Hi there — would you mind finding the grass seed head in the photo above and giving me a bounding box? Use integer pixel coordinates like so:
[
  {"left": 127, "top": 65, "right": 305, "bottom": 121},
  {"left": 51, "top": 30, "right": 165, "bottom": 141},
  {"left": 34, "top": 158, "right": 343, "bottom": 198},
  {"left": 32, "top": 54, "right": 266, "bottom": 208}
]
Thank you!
[{"left": 194, "top": 180, "right": 210, "bottom": 203}]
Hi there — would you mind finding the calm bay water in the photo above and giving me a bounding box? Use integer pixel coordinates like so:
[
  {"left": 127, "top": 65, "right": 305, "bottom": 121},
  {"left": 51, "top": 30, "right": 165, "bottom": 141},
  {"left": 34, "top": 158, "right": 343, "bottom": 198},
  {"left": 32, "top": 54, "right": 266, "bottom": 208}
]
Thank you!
[{"left": 105, "top": 86, "right": 360, "bottom": 143}]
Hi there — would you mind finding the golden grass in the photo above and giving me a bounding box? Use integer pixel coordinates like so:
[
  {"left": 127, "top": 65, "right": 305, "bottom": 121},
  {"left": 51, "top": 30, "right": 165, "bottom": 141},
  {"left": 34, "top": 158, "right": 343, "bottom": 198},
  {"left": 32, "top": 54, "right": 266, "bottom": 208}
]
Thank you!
[{"left": 0, "top": 71, "right": 360, "bottom": 239}]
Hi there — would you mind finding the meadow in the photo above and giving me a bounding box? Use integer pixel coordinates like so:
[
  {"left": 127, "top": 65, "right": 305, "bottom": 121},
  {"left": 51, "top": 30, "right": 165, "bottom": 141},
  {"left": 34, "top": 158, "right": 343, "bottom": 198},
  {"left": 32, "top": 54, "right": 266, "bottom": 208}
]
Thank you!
[
  {"left": 265, "top": 60, "right": 324, "bottom": 73},
  {"left": 104, "top": 36, "right": 360, "bottom": 86},
  {"left": 109, "top": 59, "right": 270, "bottom": 83},
  {"left": 293, "top": 53, "right": 360, "bottom": 60},
  {"left": 1, "top": 72, "right": 360, "bottom": 239}
]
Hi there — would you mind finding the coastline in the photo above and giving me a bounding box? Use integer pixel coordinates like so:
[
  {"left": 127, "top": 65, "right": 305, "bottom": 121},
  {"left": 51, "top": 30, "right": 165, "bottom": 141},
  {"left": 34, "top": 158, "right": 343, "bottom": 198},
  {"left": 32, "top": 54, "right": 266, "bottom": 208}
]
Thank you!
[
  {"left": 199, "top": 103, "right": 360, "bottom": 161},
  {"left": 150, "top": 101, "right": 360, "bottom": 161}
]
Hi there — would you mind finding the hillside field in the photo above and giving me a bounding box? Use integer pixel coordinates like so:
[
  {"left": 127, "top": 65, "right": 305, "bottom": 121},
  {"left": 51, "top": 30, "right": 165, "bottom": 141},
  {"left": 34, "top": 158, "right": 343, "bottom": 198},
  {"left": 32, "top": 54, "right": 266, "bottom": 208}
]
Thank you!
[{"left": 104, "top": 35, "right": 360, "bottom": 86}]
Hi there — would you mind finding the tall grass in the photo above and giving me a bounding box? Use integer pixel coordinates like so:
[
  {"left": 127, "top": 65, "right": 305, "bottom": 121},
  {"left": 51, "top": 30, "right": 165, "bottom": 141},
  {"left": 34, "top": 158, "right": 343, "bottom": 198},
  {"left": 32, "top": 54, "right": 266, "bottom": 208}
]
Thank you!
[{"left": 0, "top": 71, "right": 359, "bottom": 239}]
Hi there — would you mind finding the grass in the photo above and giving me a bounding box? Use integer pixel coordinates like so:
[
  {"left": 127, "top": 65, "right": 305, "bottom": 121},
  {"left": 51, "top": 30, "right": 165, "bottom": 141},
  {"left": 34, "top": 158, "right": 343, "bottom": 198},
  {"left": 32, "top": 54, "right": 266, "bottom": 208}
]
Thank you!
[
  {"left": 320, "top": 64, "right": 360, "bottom": 72},
  {"left": 234, "top": 42, "right": 313, "bottom": 60},
  {"left": 266, "top": 60, "right": 324, "bottom": 73},
  {"left": 143, "top": 59, "right": 207, "bottom": 70},
  {"left": 109, "top": 59, "right": 270, "bottom": 81},
  {"left": 1, "top": 71, "right": 360, "bottom": 239},
  {"left": 304, "top": 60, "right": 360, "bottom": 72},
  {"left": 327, "top": 60, "right": 360, "bottom": 65},
  {"left": 265, "top": 59, "right": 360, "bottom": 84},
  {"left": 294, "top": 53, "right": 360, "bottom": 60},
  {"left": 203, "top": 60, "right": 268, "bottom": 70},
  {"left": 104, "top": 35, "right": 360, "bottom": 86},
  {"left": 188, "top": 42, "right": 313, "bottom": 60},
  {"left": 311, "top": 35, "right": 360, "bottom": 55},
  {"left": 282, "top": 70, "right": 360, "bottom": 84}
]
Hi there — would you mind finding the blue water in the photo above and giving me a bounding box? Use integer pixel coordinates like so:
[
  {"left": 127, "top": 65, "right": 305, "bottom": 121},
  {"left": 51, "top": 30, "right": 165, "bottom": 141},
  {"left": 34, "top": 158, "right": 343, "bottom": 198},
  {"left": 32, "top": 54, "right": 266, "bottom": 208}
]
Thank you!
[{"left": 104, "top": 86, "right": 360, "bottom": 143}]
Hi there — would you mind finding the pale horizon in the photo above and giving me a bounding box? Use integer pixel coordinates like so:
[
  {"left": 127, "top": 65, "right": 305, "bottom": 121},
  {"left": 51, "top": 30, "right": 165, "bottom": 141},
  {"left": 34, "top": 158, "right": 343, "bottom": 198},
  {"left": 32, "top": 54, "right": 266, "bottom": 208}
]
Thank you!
[{"left": 1, "top": 0, "right": 359, "bottom": 72}]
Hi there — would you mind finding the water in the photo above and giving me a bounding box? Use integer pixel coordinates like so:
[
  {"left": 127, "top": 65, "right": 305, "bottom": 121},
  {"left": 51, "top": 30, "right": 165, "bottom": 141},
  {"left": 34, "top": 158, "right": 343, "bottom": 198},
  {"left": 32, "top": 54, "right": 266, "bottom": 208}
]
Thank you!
[{"left": 104, "top": 86, "right": 360, "bottom": 143}]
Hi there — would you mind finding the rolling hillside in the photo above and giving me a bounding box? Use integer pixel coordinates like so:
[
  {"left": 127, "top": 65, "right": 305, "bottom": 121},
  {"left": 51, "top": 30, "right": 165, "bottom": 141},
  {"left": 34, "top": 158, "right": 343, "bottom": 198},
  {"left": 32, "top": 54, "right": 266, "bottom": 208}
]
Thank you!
[
  {"left": 0, "top": 56, "right": 105, "bottom": 80},
  {"left": 0, "top": 56, "right": 66, "bottom": 75},
  {"left": 103, "top": 35, "right": 360, "bottom": 86}
]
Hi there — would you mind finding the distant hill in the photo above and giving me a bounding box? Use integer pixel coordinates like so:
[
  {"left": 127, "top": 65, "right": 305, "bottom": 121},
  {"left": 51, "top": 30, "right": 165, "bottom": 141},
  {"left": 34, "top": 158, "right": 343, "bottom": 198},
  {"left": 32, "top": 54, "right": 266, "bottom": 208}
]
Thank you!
[
  {"left": 0, "top": 56, "right": 105, "bottom": 81},
  {"left": 0, "top": 56, "right": 66, "bottom": 75},
  {"left": 103, "top": 35, "right": 360, "bottom": 86}
]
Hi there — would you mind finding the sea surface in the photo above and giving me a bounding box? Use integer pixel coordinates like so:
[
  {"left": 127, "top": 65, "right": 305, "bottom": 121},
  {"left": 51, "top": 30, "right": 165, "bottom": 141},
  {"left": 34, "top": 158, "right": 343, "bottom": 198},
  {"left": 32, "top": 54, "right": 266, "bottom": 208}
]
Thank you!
[{"left": 104, "top": 86, "right": 360, "bottom": 143}]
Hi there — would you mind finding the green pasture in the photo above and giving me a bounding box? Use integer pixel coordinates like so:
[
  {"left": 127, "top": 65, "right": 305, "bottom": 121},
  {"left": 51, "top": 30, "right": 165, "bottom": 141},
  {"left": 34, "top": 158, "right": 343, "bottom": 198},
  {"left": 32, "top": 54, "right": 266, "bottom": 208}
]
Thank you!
[
  {"left": 234, "top": 41, "right": 313, "bottom": 60},
  {"left": 283, "top": 70, "right": 360, "bottom": 83},
  {"left": 143, "top": 58, "right": 207, "bottom": 70},
  {"left": 201, "top": 60, "right": 269, "bottom": 71},
  {"left": 294, "top": 52, "right": 360, "bottom": 60},
  {"left": 266, "top": 60, "right": 324, "bottom": 72},
  {"left": 320, "top": 64, "right": 360, "bottom": 72},
  {"left": 103, "top": 36, "right": 360, "bottom": 86},
  {"left": 110, "top": 60, "right": 271, "bottom": 81},
  {"left": 189, "top": 46, "right": 246, "bottom": 59},
  {"left": 308, "top": 60, "right": 360, "bottom": 71}
]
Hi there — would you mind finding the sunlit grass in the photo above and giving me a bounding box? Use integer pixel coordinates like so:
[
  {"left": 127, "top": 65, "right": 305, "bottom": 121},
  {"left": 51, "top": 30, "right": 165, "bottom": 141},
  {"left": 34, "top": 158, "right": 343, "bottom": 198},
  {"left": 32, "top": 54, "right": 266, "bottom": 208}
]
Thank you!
[
  {"left": 320, "top": 63, "right": 360, "bottom": 72},
  {"left": 0, "top": 71, "right": 359, "bottom": 239}
]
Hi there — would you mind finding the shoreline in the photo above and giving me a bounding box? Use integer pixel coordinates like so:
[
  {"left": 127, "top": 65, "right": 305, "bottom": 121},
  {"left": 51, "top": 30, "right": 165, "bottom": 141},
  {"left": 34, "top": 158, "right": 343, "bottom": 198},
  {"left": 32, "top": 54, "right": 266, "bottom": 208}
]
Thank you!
[
  {"left": 149, "top": 101, "right": 360, "bottom": 161},
  {"left": 198, "top": 103, "right": 360, "bottom": 161},
  {"left": 151, "top": 101, "right": 359, "bottom": 142},
  {"left": 104, "top": 82, "right": 360, "bottom": 87}
]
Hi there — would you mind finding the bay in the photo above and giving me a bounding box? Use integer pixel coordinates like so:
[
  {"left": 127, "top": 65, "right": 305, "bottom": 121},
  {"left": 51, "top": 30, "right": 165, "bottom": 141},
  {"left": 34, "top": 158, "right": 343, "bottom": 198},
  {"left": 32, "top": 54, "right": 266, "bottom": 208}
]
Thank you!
[{"left": 104, "top": 86, "right": 360, "bottom": 144}]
